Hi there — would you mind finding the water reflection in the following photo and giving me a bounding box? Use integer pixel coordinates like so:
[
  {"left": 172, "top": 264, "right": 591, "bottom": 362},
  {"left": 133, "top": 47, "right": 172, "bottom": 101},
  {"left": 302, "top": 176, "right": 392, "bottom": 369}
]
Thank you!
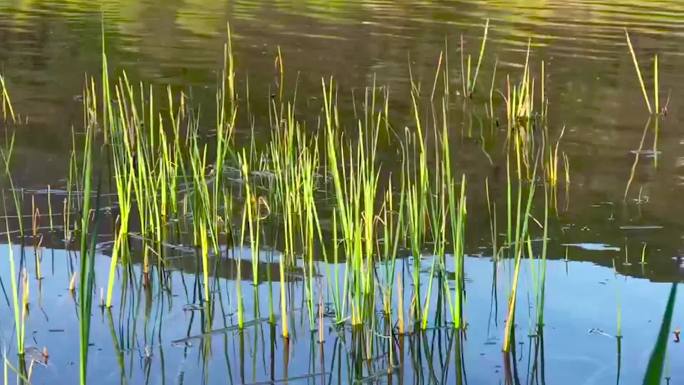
[{"left": 0, "top": 243, "right": 679, "bottom": 384}]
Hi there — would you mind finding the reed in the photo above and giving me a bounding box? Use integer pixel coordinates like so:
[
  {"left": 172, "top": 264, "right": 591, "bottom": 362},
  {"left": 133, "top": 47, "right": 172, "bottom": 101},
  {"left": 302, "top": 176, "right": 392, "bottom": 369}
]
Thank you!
[
  {"left": 625, "top": 29, "right": 662, "bottom": 116},
  {"left": 640, "top": 243, "right": 648, "bottom": 265},
  {"left": 47, "top": 185, "right": 54, "bottom": 232},
  {"left": 397, "top": 276, "right": 405, "bottom": 334},
  {"left": 301, "top": 138, "right": 322, "bottom": 330},
  {"left": 533, "top": 184, "right": 550, "bottom": 329},
  {"left": 237, "top": 197, "right": 247, "bottom": 329},
  {"left": 379, "top": 176, "right": 405, "bottom": 326},
  {"left": 77, "top": 96, "right": 97, "bottom": 385},
  {"left": 0, "top": 21, "right": 618, "bottom": 372},
  {"left": 213, "top": 24, "right": 237, "bottom": 248},
  {"left": 460, "top": 19, "right": 490, "bottom": 97},
  {"left": 279, "top": 250, "right": 289, "bottom": 339},
  {"left": 405, "top": 84, "right": 430, "bottom": 329},
  {"left": 502, "top": 154, "right": 539, "bottom": 353},
  {"left": 0, "top": 132, "right": 24, "bottom": 238},
  {"left": 3, "top": 213, "right": 24, "bottom": 356},
  {"left": 0, "top": 76, "right": 16, "bottom": 123},
  {"left": 485, "top": 178, "right": 498, "bottom": 259}
]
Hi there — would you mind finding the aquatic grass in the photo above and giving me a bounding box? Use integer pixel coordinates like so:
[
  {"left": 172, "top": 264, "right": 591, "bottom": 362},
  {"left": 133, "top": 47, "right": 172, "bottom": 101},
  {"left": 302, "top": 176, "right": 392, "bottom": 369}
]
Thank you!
[
  {"left": 538, "top": 184, "right": 549, "bottom": 328},
  {"left": 266, "top": 83, "right": 297, "bottom": 339},
  {"left": 654, "top": 54, "right": 659, "bottom": 114},
  {"left": 485, "top": 178, "right": 498, "bottom": 259},
  {"left": 267, "top": 102, "right": 325, "bottom": 330},
  {"left": 279, "top": 250, "right": 289, "bottom": 339},
  {"left": 640, "top": 243, "right": 648, "bottom": 265},
  {"left": 213, "top": 24, "right": 238, "bottom": 249},
  {"left": 0, "top": 131, "right": 24, "bottom": 239},
  {"left": 624, "top": 118, "right": 651, "bottom": 201},
  {"left": 300, "top": 136, "right": 322, "bottom": 331},
  {"left": 616, "top": 281, "right": 623, "bottom": 339},
  {"left": 3, "top": 207, "right": 24, "bottom": 356},
  {"left": 505, "top": 41, "right": 534, "bottom": 128},
  {"left": 325, "top": 211, "right": 345, "bottom": 325},
  {"left": 441, "top": 81, "right": 468, "bottom": 329},
  {"left": 379, "top": 175, "right": 405, "bottom": 327},
  {"left": 0, "top": 23, "right": 661, "bottom": 385},
  {"left": 268, "top": 95, "right": 323, "bottom": 330},
  {"left": 502, "top": 152, "right": 539, "bottom": 353},
  {"left": 2, "top": 351, "right": 32, "bottom": 385},
  {"left": 546, "top": 126, "right": 565, "bottom": 187},
  {"left": 405, "top": 83, "right": 430, "bottom": 329},
  {"left": 246, "top": 163, "right": 267, "bottom": 290},
  {"left": 0, "top": 76, "right": 16, "bottom": 123},
  {"left": 322, "top": 78, "right": 376, "bottom": 326},
  {"left": 443, "top": 174, "right": 467, "bottom": 330},
  {"left": 47, "top": 185, "right": 54, "bottom": 232},
  {"left": 0, "top": 22, "right": 639, "bottom": 378},
  {"left": 624, "top": 29, "right": 652, "bottom": 114},
  {"left": 96, "top": 69, "right": 135, "bottom": 308},
  {"left": 77, "top": 104, "right": 97, "bottom": 385},
  {"left": 460, "top": 19, "right": 490, "bottom": 97},
  {"left": 423, "top": 92, "right": 449, "bottom": 331},
  {"left": 236, "top": 195, "right": 247, "bottom": 329},
  {"left": 64, "top": 133, "right": 77, "bottom": 243},
  {"left": 546, "top": 126, "right": 567, "bottom": 209},
  {"left": 624, "top": 29, "right": 661, "bottom": 115},
  {"left": 528, "top": 183, "right": 550, "bottom": 332}
]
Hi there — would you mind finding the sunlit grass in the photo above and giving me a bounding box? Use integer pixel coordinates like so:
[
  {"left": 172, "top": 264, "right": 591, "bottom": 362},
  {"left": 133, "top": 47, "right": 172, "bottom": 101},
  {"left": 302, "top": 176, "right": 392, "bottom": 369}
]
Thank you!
[{"left": 0, "top": 20, "right": 630, "bottom": 381}]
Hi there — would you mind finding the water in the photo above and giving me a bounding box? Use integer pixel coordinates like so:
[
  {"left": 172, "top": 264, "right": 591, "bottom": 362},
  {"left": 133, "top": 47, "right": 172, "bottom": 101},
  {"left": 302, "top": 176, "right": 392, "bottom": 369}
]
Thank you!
[
  {"left": 11, "top": 246, "right": 684, "bottom": 384},
  {"left": 0, "top": 1, "right": 683, "bottom": 384}
]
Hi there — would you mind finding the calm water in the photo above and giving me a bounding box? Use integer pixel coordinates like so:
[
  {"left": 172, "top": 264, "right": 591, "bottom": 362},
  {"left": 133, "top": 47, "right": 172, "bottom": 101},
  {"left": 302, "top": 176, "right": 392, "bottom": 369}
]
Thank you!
[
  {"left": 0, "top": 0, "right": 684, "bottom": 384},
  {"left": 9, "top": 247, "right": 684, "bottom": 384}
]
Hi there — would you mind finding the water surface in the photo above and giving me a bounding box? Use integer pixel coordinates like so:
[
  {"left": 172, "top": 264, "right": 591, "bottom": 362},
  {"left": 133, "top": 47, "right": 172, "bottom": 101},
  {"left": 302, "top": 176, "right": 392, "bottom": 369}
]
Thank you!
[{"left": 0, "top": 1, "right": 683, "bottom": 384}]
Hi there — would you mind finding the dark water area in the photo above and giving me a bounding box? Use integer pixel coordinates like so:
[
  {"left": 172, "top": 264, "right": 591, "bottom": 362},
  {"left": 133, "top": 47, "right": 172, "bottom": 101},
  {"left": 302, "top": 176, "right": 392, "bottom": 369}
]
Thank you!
[
  {"left": 0, "top": 1, "right": 683, "bottom": 384},
  {"left": 1, "top": 0, "right": 684, "bottom": 274}
]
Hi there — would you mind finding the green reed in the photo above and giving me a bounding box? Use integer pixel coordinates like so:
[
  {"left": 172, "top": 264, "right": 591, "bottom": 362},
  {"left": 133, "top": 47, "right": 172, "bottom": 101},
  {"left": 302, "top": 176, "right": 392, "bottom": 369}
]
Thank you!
[
  {"left": 405, "top": 84, "right": 430, "bottom": 329},
  {"left": 439, "top": 92, "right": 468, "bottom": 329},
  {"left": 485, "top": 178, "right": 498, "bottom": 259},
  {"left": 502, "top": 145, "right": 539, "bottom": 353},
  {"left": 625, "top": 28, "right": 661, "bottom": 115},
  {"left": 78, "top": 97, "right": 96, "bottom": 385},
  {"left": 213, "top": 25, "right": 237, "bottom": 245},
  {"left": 300, "top": 136, "right": 322, "bottom": 330},
  {"left": 0, "top": 79, "right": 24, "bottom": 247},
  {"left": 538, "top": 184, "right": 549, "bottom": 328},
  {"left": 460, "top": 19, "right": 490, "bottom": 97},
  {"left": 0, "top": 131, "right": 24, "bottom": 239},
  {"left": 3, "top": 209, "right": 24, "bottom": 356},
  {"left": 0, "top": 21, "right": 605, "bottom": 367},
  {"left": 0, "top": 76, "right": 15, "bottom": 123}
]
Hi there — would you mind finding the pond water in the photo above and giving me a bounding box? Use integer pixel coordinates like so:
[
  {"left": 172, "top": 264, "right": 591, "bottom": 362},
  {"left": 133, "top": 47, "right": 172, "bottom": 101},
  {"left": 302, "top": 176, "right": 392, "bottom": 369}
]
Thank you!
[
  {"left": 0, "top": 0, "right": 683, "bottom": 384},
  {"left": 9, "top": 246, "right": 684, "bottom": 384}
]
